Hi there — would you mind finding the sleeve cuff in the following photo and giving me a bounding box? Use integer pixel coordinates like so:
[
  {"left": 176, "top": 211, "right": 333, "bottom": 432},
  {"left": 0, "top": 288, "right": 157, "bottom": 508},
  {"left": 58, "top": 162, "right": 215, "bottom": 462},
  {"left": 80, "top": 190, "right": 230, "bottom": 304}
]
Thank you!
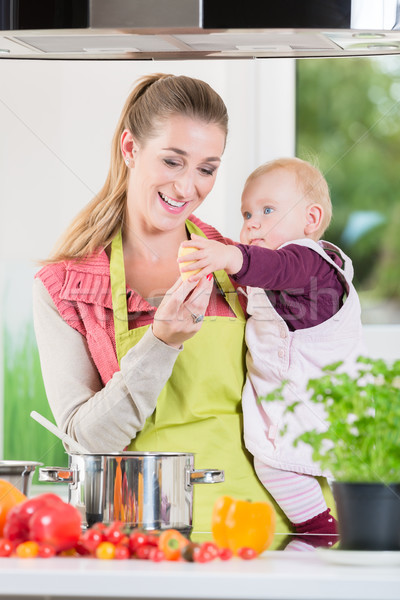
[
  {"left": 120, "top": 325, "right": 182, "bottom": 372},
  {"left": 231, "top": 244, "right": 250, "bottom": 280}
]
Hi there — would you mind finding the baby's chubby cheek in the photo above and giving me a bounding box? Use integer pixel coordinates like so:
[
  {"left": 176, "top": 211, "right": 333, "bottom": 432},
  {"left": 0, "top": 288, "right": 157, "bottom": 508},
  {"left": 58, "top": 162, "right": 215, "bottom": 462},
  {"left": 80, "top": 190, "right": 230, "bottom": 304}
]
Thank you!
[{"left": 239, "top": 226, "right": 249, "bottom": 245}]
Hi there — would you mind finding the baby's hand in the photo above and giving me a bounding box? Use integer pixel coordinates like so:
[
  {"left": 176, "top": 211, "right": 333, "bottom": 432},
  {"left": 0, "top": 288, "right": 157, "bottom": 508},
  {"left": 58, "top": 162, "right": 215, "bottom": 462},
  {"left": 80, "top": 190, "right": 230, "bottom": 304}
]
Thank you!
[{"left": 178, "top": 234, "right": 243, "bottom": 281}]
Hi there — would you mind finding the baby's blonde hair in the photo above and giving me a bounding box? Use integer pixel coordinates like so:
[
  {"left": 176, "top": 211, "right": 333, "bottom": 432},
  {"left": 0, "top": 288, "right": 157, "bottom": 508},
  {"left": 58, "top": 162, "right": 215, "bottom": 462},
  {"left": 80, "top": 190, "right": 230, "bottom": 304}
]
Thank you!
[{"left": 244, "top": 157, "right": 332, "bottom": 238}]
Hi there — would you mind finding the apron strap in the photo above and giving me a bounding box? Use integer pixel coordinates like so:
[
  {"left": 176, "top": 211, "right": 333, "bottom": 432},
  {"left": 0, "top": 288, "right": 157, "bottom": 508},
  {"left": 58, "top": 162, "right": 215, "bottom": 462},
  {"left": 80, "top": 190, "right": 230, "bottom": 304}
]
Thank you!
[
  {"left": 110, "top": 229, "right": 130, "bottom": 339},
  {"left": 185, "top": 220, "right": 245, "bottom": 321}
]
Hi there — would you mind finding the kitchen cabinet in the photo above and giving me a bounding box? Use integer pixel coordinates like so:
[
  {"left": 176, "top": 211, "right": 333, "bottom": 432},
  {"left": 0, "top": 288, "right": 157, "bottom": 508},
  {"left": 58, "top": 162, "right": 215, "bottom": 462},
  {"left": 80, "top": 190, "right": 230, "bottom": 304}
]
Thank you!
[{"left": 0, "top": 548, "right": 399, "bottom": 600}]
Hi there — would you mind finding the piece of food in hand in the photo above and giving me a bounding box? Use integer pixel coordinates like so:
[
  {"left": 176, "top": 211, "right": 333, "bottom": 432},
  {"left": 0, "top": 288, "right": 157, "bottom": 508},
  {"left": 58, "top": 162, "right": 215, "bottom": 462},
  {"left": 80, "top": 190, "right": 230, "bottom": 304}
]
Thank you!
[{"left": 178, "top": 246, "right": 201, "bottom": 280}]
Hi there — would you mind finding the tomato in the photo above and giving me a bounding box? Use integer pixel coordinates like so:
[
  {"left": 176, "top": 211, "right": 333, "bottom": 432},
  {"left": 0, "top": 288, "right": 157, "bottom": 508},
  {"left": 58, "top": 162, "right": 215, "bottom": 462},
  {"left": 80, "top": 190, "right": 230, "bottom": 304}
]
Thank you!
[
  {"left": 218, "top": 547, "right": 233, "bottom": 561},
  {"left": 15, "top": 541, "right": 39, "bottom": 558},
  {"left": 128, "top": 531, "right": 149, "bottom": 553},
  {"left": 0, "top": 538, "right": 12, "bottom": 557},
  {"left": 200, "top": 541, "right": 219, "bottom": 559},
  {"left": 237, "top": 547, "right": 258, "bottom": 560},
  {"left": 146, "top": 533, "right": 160, "bottom": 547},
  {"left": 4, "top": 494, "right": 63, "bottom": 544},
  {"left": 4, "top": 493, "right": 81, "bottom": 553},
  {"left": 92, "top": 522, "right": 107, "bottom": 532},
  {"left": 148, "top": 547, "right": 165, "bottom": 562},
  {"left": 104, "top": 522, "right": 126, "bottom": 545},
  {"left": 38, "top": 543, "right": 57, "bottom": 558},
  {"left": 74, "top": 540, "right": 92, "bottom": 556},
  {"left": 29, "top": 498, "right": 81, "bottom": 552},
  {"left": 95, "top": 541, "right": 116, "bottom": 560},
  {"left": 114, "top": 544, "right": 130, "bottom": 560},
  {"left": 135, "top": 544, "right": 153, "bottom": 560},
  {"left": 194, "top": 547, "right": 215, "bottom": 563},
  {"left": 0, "top": 480, "right": 26, "bottom": 537},
  {"left": 80, "top": 528, "right": 104, "bottom": 553}
]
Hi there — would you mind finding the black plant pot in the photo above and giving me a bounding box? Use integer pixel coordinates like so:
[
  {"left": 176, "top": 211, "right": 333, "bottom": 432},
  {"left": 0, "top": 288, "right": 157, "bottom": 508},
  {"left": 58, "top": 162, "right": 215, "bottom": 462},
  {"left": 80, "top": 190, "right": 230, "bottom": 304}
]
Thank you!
[{"left": 332, "top": 481, "right": 400, "bottom": 550}]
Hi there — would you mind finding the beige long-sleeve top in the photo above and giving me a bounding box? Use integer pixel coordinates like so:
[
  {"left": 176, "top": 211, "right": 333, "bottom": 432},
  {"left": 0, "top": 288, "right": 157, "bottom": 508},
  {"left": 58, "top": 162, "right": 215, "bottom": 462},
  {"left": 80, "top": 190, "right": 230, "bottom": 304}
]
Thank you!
[{"left": 32, "top": 278, "right": 181, "bottom": 452}]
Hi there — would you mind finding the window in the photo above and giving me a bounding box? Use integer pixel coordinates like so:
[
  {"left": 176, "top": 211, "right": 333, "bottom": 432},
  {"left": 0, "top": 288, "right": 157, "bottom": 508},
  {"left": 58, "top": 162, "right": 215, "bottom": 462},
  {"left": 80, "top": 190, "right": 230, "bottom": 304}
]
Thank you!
[{"left": 296, "top": 56, "right": 400, "bottom": 326}]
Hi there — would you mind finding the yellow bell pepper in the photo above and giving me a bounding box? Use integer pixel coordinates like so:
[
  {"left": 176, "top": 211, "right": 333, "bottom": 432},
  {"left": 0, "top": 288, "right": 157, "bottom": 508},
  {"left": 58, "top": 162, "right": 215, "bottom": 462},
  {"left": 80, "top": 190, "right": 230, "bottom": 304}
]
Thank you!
[{"left": 211, "top": 496, "right": 276, "bottom": 555}]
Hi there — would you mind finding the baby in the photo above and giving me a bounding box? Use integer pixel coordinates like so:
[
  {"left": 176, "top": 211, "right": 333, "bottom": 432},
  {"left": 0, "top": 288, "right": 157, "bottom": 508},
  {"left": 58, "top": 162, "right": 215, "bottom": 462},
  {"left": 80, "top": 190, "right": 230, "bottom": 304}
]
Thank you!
[{"left": 179, "top": 157, "right": 366, "bottom": 534}]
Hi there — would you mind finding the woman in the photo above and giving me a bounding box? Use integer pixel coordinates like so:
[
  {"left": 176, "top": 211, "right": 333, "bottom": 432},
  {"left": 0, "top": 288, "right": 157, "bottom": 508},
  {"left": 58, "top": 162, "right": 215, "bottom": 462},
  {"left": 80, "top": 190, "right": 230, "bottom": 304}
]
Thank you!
[{"left": 33, "top": 73, "right": 334, "bottom": 534}]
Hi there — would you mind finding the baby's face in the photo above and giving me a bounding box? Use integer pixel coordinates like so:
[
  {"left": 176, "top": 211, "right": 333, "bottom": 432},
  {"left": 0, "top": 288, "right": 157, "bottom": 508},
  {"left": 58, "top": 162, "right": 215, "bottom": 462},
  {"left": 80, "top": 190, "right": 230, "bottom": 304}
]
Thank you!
[{"left": 240, "top": 169, "right": 311, "bottom": 250}]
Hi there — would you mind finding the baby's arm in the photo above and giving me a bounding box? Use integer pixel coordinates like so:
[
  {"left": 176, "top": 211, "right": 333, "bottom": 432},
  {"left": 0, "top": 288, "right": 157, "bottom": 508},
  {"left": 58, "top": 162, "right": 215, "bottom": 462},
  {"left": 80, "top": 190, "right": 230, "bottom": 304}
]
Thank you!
[{"left": 178, "top": 234, "right": 243, "bottom": 280}]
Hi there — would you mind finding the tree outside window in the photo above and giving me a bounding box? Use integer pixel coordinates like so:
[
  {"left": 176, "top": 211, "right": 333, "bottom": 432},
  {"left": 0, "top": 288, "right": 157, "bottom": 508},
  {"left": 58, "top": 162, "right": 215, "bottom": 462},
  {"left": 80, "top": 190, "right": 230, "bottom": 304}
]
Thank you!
[{"left": 296, "top": 56, "right": 400, "bottom": 324}]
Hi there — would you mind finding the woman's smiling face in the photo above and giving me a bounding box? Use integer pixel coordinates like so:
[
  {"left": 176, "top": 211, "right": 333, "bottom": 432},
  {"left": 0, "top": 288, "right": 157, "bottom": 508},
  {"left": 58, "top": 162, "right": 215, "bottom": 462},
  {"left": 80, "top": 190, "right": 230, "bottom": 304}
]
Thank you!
[{"left": 125, "top": 115, "right": 226, "bottom": 233}]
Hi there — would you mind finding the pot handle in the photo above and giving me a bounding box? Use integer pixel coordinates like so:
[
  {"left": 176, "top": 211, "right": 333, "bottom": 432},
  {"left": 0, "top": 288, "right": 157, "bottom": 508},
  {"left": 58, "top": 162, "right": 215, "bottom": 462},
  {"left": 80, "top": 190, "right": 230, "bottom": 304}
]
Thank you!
[
  {"left": 187, "top": 469, "right": 224, "bottom": 488},
  {"left": 39, "top": 466, "right": 78, "bottom": 485}
]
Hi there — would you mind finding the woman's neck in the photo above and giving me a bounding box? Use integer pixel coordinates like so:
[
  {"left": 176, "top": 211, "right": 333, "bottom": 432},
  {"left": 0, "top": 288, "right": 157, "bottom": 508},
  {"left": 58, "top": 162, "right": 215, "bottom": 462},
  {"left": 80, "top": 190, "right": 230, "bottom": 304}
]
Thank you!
[
  {"left": 120, "top": 218, "right": 190, "bottom": 298},
  {"left": 122, "top": 221, "right": 189, "bottom": 262}
]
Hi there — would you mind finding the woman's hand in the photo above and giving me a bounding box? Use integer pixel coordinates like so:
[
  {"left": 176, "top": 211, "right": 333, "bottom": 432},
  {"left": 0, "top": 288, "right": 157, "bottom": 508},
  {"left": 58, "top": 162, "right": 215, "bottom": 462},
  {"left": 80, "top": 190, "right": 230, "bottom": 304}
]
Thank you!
[
  {"left": 152, "top": 275, "right": 213, "bottom": 349},
  {"left": 178, "top": 234, "right": 243, "bottom": 280}
]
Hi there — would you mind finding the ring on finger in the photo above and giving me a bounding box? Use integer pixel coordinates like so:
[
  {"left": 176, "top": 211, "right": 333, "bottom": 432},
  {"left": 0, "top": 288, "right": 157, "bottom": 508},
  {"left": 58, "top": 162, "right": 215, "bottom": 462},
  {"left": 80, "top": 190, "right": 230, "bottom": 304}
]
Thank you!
[{"left": 191, "top": 313, "right": 204, "bottom": 324}]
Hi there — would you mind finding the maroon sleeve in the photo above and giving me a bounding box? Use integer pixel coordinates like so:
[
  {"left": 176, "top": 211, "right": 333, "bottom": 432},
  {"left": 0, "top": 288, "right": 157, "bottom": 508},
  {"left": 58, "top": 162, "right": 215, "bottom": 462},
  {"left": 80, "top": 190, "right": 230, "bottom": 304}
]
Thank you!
[
  {"left": 231, "top": 243, "right": 331, "bottom": 290},
  {"left": 231, "top": 243, "right": 347, "bottom": 330}
]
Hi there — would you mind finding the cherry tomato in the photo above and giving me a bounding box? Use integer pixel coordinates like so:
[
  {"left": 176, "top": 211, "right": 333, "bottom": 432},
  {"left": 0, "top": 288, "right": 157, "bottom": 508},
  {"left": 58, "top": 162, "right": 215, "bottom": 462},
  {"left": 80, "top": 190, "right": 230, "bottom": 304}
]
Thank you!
[
  {"left": 128, "top": 531, "right": 149, "bottom": 553},
  {"left": 96, "top": 541, "right": 116, "bottom": 560},
  {"left": 135, "top": 544, "right": 153, "bottom": 560},
  {"left": 92, "top": 522, "right": 107, "bottom": 532},
  {"left": 218, "top": 547, "right": 233, "bottom": 561},
  {"left": 237, "top": 546, "right": 258, "bottom": 560},
  {"left": 0, "top": 538, "right": 12, "bottom": 557},
  {"left": 146, "top": 533, "right": 160, "bottom": 547},
  {"left": 38, "top": 543, "right": 56, "bottom": 558},
  {"left": 80, "top": 528, "right": 104, "bottom": 553},
  {"left": 104, "top": 522, "right": 126, "bottom": 545},
  {"left": 200, "top": 541, "right": 219, "bottom": 559},
  {"left": 194, "top": 547, "right": 215, "bottom": 563},
  {"left": 148, "top": 547, "right": 165, "bottom": 562},
  {"left": 15, "top": 541, "right": 39, "bottom": 558},
  {"left": 74, "top": 540, "right": 92, "bottom": 556},
  {"left": 114, "top": 544, "right": 130, "bottom": 560}
]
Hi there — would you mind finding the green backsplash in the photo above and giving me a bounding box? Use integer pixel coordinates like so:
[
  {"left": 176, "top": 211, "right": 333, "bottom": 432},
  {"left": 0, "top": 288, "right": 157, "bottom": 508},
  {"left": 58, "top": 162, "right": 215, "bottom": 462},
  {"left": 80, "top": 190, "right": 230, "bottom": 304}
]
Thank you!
[{"left": 3, "top": 322, "right": 68, "bottom": 484}]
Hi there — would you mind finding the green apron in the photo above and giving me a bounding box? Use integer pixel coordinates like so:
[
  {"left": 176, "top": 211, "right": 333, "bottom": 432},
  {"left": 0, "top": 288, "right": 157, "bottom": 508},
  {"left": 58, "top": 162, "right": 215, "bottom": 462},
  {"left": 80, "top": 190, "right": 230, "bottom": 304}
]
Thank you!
[{"left": 110, "top": 220, "right": 335, "bottom": 536}]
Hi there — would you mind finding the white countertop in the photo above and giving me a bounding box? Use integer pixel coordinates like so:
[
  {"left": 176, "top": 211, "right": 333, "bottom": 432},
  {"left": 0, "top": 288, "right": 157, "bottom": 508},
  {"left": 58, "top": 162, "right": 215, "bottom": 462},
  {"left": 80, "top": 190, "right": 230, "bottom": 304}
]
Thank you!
[{"left": 1, "top": 549, "right": 400, "bottom": 600}]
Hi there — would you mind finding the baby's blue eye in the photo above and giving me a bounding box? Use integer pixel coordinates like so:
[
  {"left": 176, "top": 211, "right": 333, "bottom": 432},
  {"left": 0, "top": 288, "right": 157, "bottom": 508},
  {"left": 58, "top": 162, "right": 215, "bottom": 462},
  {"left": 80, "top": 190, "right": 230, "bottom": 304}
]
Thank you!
[
  {"left": 264, "top": 207, "right": 274, "bottom": 214},
  {"left": 244, "top": 211, "right": 252, "bottom": 220}
]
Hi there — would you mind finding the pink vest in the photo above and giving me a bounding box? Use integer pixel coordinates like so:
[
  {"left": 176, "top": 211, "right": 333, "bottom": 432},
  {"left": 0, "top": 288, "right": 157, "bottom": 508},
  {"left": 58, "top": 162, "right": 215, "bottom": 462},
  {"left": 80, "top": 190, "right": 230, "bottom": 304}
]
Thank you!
[
  {"left": 35, "top": 215, "right": 237, "bottom": 386},
  {"left": 242, "top": 239, "right": 367, "bottom": 476}
]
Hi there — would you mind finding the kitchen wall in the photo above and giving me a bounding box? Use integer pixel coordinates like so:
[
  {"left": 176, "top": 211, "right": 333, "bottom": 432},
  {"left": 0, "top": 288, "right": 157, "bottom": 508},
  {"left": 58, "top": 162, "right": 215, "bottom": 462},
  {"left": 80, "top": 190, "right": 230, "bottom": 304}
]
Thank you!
[
  {"left": 0, "top": 58, "right": 295, "bottom": 458},
  {"left": 0, "top": 57, "right": 398, "bottom": 460}
]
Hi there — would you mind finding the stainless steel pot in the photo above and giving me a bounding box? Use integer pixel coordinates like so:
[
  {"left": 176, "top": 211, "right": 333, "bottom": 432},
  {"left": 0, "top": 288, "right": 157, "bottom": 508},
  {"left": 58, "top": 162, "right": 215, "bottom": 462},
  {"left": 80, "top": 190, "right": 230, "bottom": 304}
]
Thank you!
[
  {"left": 39, "top": 452, "right": 224, "bottom": 532},
  {"left": 0, "top": 460, "right": 42, "bottom": 496}
]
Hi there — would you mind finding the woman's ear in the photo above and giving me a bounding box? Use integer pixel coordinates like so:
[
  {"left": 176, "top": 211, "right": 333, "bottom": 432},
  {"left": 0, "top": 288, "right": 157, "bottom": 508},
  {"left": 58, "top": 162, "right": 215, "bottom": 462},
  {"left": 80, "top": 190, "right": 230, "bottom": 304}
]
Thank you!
[
  {"left": 121, "top": 129, "right": 138, "bottom": 167},
  {"left": 304, "top": 204, "right": 324, "bottom": 236}
]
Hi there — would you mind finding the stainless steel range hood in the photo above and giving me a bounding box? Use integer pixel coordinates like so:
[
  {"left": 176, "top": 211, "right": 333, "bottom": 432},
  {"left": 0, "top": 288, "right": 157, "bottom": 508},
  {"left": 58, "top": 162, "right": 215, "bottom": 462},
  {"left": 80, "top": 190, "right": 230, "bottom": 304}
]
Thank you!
[{"left": 2, "top": 0, "right": 400, "bottom": 60}]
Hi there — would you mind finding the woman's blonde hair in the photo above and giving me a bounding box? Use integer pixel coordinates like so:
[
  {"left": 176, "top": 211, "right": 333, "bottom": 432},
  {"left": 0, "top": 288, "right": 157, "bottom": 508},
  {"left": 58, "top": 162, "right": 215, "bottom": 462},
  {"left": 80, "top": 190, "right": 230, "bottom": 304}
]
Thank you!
[
  {"left": 244, "top": 157, "right": 332, "bottom": 237},
  {"left": 46, "top": 73, "right": 228, "bottom": 263}
]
